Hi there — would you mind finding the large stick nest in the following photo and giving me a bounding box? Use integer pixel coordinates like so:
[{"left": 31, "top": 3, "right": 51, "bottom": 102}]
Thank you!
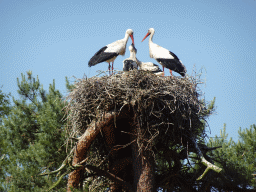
[{"left": 65, "top": 70, "right": 206, "bottom": 147}]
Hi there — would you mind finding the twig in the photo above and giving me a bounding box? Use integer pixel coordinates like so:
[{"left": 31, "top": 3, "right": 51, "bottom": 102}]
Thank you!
[{"left": 40, "top": 146, "right": 76, "bottom": 176}]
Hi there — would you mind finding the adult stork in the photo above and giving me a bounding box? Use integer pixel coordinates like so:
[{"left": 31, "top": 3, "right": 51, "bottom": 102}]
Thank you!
[
  {"left": 123, "top": 43, "right": 138, "bottom": 71},
  {"left": 88, "top": 29, "right": 135, "bottom": 75},
  {"left": 141, "top": 28, "right": 186, "bottom": 77}
]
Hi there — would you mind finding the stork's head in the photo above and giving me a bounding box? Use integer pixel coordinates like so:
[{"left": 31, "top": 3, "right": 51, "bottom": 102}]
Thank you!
[
  {"left": 129, "top": 43, "right": 137, "bottom": 54},
  {"left": 148, "top": 28, "right": 155, "bottom": 34},
  {"left": 142, "top": 28, "right": 155, "bottom": 42},
  {"left": 126, "top": 29, "right": 135, "bottom": 45}
]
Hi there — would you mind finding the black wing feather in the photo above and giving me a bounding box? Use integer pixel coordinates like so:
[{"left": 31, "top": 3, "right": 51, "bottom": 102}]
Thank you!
[
  {"left": 156, "top": 58, "right": 186, "bottom": 77},
  {"left": 169, "top": 51, "right": 180, "bottom": 61},
  {"left": 88, "top": 46, "right": 119, "bottom": 67}
]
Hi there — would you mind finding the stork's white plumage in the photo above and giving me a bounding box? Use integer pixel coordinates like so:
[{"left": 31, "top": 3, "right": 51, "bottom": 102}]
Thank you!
[
  {"left": 88, "top": 29, "right": 134, "bottom": 75},
  {"left": 123, "top": 44, "right": 138, "bottom": 71},
  {"left": 137, "top": 61, "right": 164, "bottom": 76},
  {"left": 142, "top": 28, "right": 186, "bottom": 77},
  {"left": 123, "top": 43, "right": 164, "bottom": 76}
]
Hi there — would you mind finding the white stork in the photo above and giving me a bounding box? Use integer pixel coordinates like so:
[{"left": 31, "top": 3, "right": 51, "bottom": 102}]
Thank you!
[
  {"left": 88, "top": 29, "right": 135, "bottom": 75},
  {"left": 137, "top": 61, "right": 164, "bottom": 76},
  {"left": 141, "top": 28, "right": 186, "bottom": 77},
  {"left": 123, "top": 43, "right": 164, "bottom": 76},
  {"left": 123, "top": 43, "right": 138, "bottom": 71}
]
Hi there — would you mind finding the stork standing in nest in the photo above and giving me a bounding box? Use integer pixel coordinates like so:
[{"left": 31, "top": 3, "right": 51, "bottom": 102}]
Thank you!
[
  {"left": 88, "top": 29, "right": 135, "bottom": 75},
  {"left": 142, "top": 28, "right": 186, "bottom": 77}
]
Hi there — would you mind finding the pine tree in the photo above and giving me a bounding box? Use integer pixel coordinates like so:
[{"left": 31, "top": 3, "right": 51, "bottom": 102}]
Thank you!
[
  {"left": 0, "top": 87, "right": 11, "bottom": 191},
  {"left": 0, "top": 72, "right": 68, "bottom": 191},
  {"left": 238, "top": 124, "right": 256, "bottom": 188},
  {"left": 205, "top": 124, "right": 256, "bottom": 191},
  {"left": 0, "top": 87, "right": 11, "bottom": 124}
]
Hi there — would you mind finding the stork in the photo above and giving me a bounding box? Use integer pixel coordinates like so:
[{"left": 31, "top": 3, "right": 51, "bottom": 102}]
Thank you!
[
  {"left": 88, "top": 29, "right": 135, "bottom": 75},
  {"left": 137, "top": 61, "right": 164, "bottom": 76},
  {"left": 141, "top": 28, "right": 186, "bottom": 77},
  {"left": 123, "top": 43, "right": 138, "bottom": 71},
  {"left": 123, "top": 43, "right": 164, "bottom": 76}
]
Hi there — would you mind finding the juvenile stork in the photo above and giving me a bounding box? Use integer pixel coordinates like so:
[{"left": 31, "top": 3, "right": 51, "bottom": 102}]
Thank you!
[
  {"left": 137, "top": 61, "right": 164, "bottom": 76},
  {"left": 123, "top": 43, "right": 164, "bottom": 76},
  {"left": 88, "top": 29, "right": 135, "bottom": 75},
  {"left": 123, "top": 43, "right": 138, "bottom": 71},
  {"left": 141, "top": 28, "right": 186, "bottom": 77}
]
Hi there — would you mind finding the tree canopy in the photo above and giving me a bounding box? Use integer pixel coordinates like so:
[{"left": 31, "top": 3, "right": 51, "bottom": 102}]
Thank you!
[{"left": 0, "top": 72, "right": 68, "bottom": 191}]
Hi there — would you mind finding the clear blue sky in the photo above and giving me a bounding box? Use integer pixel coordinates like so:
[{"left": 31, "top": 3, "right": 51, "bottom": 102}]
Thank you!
[{"left": 0, "top": 0, "right": 255, "bottom": 142}]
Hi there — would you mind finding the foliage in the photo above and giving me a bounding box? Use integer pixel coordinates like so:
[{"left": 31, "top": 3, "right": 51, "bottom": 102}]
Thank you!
[
  {"left": 0, "top": 87, "right": 11, "bottom": 124},
  {"left": 0, "top": 72, "right": 68, "bottom": 192},
  {"left": 0, "top": 87, "right": 11, "bottom": 191},
  {"left": 203, "top": 124, "right": 256, "bottom": 191}
]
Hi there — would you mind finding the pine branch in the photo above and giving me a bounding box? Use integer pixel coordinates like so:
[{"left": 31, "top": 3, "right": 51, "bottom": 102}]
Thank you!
[
  {"left": 189, "top": 136, "right": 222, "bottom": 180},
  {"left": 40, "top": 146, "right": 75, "bottom": 176}
]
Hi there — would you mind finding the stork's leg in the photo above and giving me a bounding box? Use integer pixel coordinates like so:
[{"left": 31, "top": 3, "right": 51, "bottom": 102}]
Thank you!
[
  {"left": 162, "top": 67, "right": 165, "bottom": 77},
  {"left": 108, "top": 63, "right": 111, "bottom": 76},
  {"left": 112, "top": 62, "right": 114, "bottom": 75},
  {"left": 169, "top": 69, "right": 173, "bottom": 79}
]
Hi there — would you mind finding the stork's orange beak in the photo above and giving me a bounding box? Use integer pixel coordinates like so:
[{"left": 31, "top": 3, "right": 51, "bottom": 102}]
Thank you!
[
  {"left": 130, "top": 34, "right": 135, "bottom": 45},
  {"left": 141, "top": 32, "right": 150, "bottom": 42}
]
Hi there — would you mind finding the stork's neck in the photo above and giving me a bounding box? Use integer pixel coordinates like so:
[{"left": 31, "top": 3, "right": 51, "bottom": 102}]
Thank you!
[
  {"left": 130, "top": 51, "right": 136, "bottom": 59},
  {"left": 148, "top": 31, "right": 154, "bottom": 44},
  {"left": 123, "top": 32, "right": 130, "bottom": 44}
]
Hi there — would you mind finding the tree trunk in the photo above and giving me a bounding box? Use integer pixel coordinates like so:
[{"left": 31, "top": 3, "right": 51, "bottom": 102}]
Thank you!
[
  {"left": 67, "top": 112, "right": 116, "bottom": 191},
  {"left": 132, "top": 126, "right": 155, "bottom": 192}
]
